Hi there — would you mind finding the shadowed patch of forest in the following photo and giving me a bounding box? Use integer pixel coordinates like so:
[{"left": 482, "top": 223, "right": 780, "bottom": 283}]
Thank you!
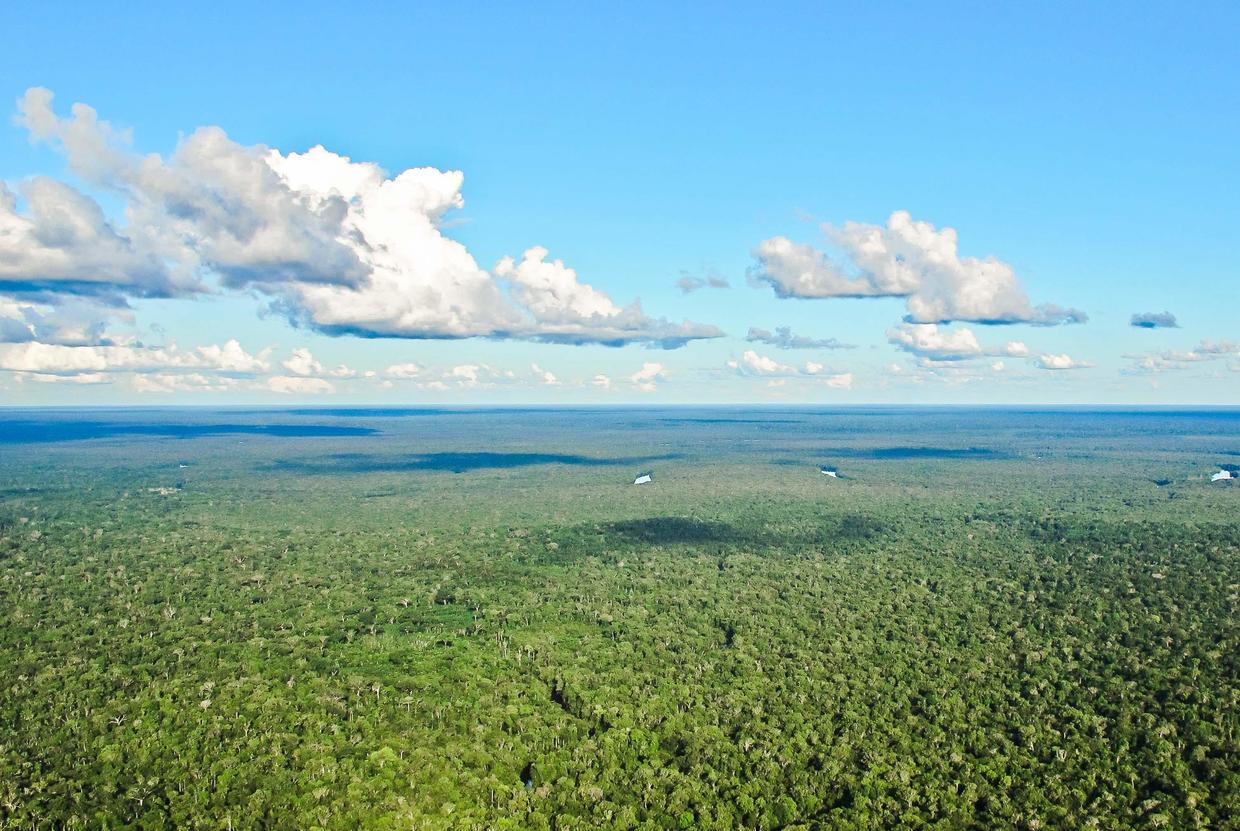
[
  {"left": 269, "top": 407, "right": 606, "bottom": 418},
  {"left": 816, "top": 446, "right": 1011, "bottom": 460},
  {"left": 602, "top": 517, "right": 747, "bottom": 544},
  {"left": 596, "top": 514, "right": 886, "bottom": 548},
  {"left": 658, "top": 418, "right": 803, "bottom": 425},
  {"left": 267, "top": 451, "right": 680, "bottom": 474},
  {"left": 0, "top": 420, "right": 378, "bottom": 443}
]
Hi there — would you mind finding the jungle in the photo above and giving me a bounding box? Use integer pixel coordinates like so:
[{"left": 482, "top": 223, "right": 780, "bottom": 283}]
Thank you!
[{"left": 0, "top": 406, "right": 1236, "bottom": 830}]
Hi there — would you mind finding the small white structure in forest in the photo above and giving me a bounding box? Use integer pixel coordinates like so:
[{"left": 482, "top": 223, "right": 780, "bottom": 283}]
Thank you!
[
  {"left": 1211, "top": 468, "right": 1233, "bottom": 482},
  {"left": 820, "top": 467, "right": 839, "bottom": 478},
  {"left": 633, "top": 473, "right": 653, "bottom": 485}
]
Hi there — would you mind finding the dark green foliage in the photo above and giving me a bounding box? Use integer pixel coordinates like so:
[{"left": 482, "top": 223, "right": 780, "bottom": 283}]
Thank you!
[{"left": 0, "top": 407, "right": 1237, "bottom": 829}]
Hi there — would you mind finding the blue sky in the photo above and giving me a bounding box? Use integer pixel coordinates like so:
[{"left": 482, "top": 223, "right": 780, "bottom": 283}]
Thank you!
[{"left": 0, "top": 1, "right": 1236, "bottom": 404}]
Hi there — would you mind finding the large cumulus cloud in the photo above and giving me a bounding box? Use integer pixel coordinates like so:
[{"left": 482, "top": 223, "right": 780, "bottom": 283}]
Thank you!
[
  {"left": 751, "top": 210, "right": 1086, "bottom": 326},
  {"left": 0, "top": 177, "right": 187, "bottom": 302},
  {"left": 5, "top": 88, "right": 719, "bottom": 348}
]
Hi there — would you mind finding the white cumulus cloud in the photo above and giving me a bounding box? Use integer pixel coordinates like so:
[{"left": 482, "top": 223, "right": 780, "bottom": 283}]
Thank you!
[
  {"left": 629, "top": 362, "right": 666, "bottom": 392},
  {"left": 15, "top": 371, "right": 110, "bottom": 385},
  {"left": 752, "top": 211, "right": 1085, "bottom": 326},
  {"left": 886, "top": 324, "right": 982, "bottom": 361},
  {"left": 443, "top": 364, "right": 516, "bottom": 389},
  {"left": 728, "top": 350, "right": 797, "bottom": 376},
  {"left": 727, "top": 350, "right": 849, "bottom": 383},
  {"left": 266, "top": 375, "right": 334, "bottom": 394},
  {"left": 0, "top": 177, "right": 188, "bottom": 303},
  {"left": 530, "top": 363, "right": 560, "bottom": 386},
  {"left": 495, "top": 247, "right": 720, "bottom": 346},
  {"left": 0, "top": 298, "right": 127, "bottom": 345},
  {"left": 821, "top": 372, "right": 854, "bottom": 389},
  {"left": 282, "top": 347, "right": 324, "bottom": 376},
  {"left": 1035, "top": 353, "right": 1091, "bottom": 370},
  {"left": 887, "top": 323, "right": 1039, "bottom": 364},
  {"left": 281, "top": 346, "right": 355, "bottom": 378},
  {"left": 0, "top": 338, "right": 267, "bottom": 377},
  {"left": 383, "top": 362, "right": 426, "bottom": 379},
  {"left": 133, "top": 373, "right": 240, "bottom": 393}
]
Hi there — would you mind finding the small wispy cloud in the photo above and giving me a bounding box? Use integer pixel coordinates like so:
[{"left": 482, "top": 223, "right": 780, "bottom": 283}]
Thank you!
[
  {"left": 746, "top": 326, "right": 852, "bottom": 350},
  {"left": 676, "top": 268, "right": 730, "bottom": 294},
  {"left": 1130, "top": 311, "right": 1179, "bottom": 329},
  {"left": 1122, "top": 339, "right": 1239, "bottom": 374}
]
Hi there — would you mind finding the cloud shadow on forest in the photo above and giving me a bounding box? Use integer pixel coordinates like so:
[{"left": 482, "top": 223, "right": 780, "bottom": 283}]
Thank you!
[
  {"left": 266, "top": 451, "right": 681, "bottom": 475},
  {"left": 584, "top": 513, "right": 886, "bottom": 550},
  {"left": 603, "top": 517, "right": 744, "bottom": 545},
  {"left": 259, "top": 407, "right": 605, "bottom": 418},
  {"left": 0, "top": 421, "right": 377, "bottom": 444},
  {"left": 658, "top": 418, "right": 803, "bottom": 425},
  {"left": 806, "top": 446, "right": 1010, "bottom": 460}
]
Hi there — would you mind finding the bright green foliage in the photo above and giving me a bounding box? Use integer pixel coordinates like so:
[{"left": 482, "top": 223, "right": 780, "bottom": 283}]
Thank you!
[{"left": 0, "top": 408, "right": 1236, "bottom": 829}]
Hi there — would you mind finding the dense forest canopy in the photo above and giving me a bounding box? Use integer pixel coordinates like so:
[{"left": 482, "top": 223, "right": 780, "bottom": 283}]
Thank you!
[{"left": 0, "top": 407, "right": 1237, "bottom": 829}]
